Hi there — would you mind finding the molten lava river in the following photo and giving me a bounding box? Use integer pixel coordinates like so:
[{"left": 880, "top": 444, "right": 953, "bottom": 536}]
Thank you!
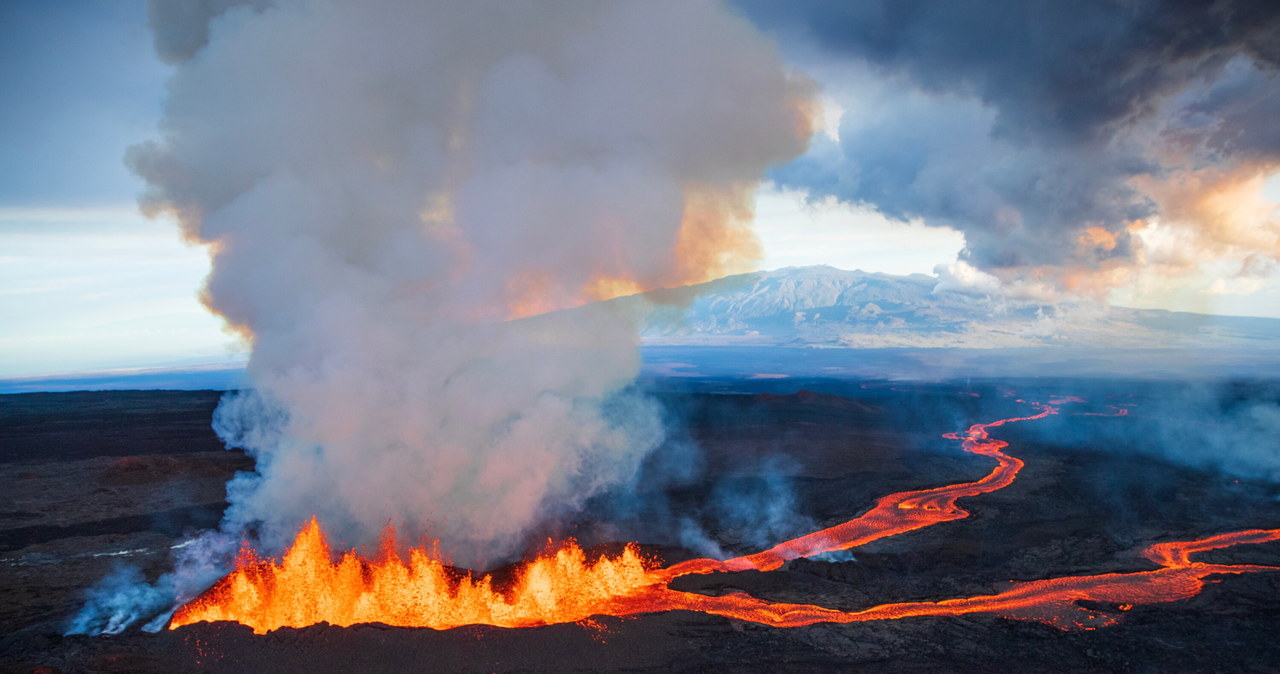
[{"left": 170, "top": 398, "right": 1280, "bottom": 634}]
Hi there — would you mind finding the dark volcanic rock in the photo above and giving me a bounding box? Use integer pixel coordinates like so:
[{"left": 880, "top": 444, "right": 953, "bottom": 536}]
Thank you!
[
  {"left": 2, "top": 385, "right": 1279, "bottom": 672},
  {"left": 0, "top": 391, "right": 249, "bottom": 639},
  {"left": 0, "top": 390, "right": 227, "bottom": 464}
]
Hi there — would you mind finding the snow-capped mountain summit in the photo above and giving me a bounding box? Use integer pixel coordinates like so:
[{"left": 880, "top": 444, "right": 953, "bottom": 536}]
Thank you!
[{"left": 600, "top": 266, "right": 1280, "bottom": 350}]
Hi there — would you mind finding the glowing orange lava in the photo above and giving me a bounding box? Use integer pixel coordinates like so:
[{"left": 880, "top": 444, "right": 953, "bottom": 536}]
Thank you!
[
  {"left": 171, "top": 399, "right": 1279, "bottom": 634},
  {"left": 636, "top": 528, "right": 1280, "bottom": 630},
  {"left": 169, "top": 522, "right": 657, "bottom": 633}
]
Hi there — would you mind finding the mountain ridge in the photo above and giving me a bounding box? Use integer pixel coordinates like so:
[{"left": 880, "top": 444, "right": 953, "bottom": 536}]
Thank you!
[{"left": 596, "top": 265, "right": 1280, "bottom": 350}]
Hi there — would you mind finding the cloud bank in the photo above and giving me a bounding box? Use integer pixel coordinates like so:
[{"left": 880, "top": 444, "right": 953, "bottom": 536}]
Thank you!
[{"left": 736, "top": 0, "right": 1280, "bottom": 293}]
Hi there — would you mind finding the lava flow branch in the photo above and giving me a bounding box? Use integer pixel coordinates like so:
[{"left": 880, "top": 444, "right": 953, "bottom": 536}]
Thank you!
[{"left": 169, "top": 399, "right": 1279, "bottom": 634}]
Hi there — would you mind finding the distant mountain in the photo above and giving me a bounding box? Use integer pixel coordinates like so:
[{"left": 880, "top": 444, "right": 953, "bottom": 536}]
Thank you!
[
  {"left": 599, "top": 266, "right": 1280, "bottom": 350},
  {"left": 10, "top": 266, "right": 1279, "bottom": 392}
]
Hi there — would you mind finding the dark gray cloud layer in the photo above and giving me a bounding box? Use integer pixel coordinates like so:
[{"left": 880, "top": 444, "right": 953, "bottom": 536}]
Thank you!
[
  {"left": 738, "top": 0, "right": 1280, "bottom": 279},
  {"left": 749, "top": 0, "right": 1278, "bottom": 140}
]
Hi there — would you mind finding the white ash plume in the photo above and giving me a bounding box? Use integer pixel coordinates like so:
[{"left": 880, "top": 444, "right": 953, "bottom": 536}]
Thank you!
[{"left": 128, "top": 0, "right": 814, "bottom": 568}]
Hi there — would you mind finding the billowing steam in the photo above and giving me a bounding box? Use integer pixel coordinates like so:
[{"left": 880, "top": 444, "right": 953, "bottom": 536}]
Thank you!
[
  {"left": 738, "top": 0, "right": 1280, "bottom": 294},
  {"left": 128, "top": 0, "right": 813, "bottom": 565}
]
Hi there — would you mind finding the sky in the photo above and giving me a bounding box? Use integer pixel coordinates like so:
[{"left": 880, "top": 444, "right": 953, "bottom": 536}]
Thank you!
[
  {"left": 0, "top": 2, "right": 234, "bottom": 378},
  {"left": 1, "top": 1, "right": 1278, "bottom": 379}
]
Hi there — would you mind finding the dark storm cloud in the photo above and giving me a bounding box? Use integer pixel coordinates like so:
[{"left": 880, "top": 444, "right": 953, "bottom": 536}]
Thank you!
[
  {"left": 747, "top": 0, "right": 1278, "bottom": 140},
  {"left": 736, "top": 0, "right": 1280, "bottom": 277},
  {"left": 1172, "top": 58, "right": 1280, "bottom": 163}
]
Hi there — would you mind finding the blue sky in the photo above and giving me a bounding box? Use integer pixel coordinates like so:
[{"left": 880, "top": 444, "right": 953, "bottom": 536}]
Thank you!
[
  {"left": 0, "top": 2, "right": 164, "bottom": 205},
  {"left": 0, "top": 2, "right": 239, "bottom": 378},
  {"left": 2, "top": 1, "right": 1278, "bottom": 380}
]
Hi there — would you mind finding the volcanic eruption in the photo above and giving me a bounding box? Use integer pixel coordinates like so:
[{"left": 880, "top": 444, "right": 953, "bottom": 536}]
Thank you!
[
  {"left": 168, "top": 397, "right": 1279, "bottom": 634},
  {"left": 47, "top": 3, "right": 1274, "bottom": 665},
  {"left": 126, "top": 0, "right": 814, "bottom": 578}
]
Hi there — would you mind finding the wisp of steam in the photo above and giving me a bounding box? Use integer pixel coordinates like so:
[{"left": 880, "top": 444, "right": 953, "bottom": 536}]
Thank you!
[{"left": 69, "top": 0, "right": 813, "bottom": 633}]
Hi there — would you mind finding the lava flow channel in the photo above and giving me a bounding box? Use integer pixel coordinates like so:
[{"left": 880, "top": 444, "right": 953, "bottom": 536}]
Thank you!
[
  {"left": 169, "top": 400, "right": 1280, "bottom": 634},
  {"left": 663, "top": 401, "right": 1061, "bottom": 578},
  {"left": 624, "top": 528, "right": 1280, "bottom": 630}
]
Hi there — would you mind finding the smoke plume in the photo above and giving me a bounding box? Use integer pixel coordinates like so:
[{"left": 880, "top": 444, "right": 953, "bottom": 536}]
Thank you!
[
  {"left": 129, "top": 0, "right": 813, "bottom": 564},
  {"left": 735, "top": 0, "right": 1280, "bottom": 293}
]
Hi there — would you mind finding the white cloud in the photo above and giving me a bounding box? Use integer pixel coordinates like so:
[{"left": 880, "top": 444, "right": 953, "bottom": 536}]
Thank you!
[
  {"left": 753, "top": 183, "right": 964, "bottom": 275},
  {"left": 0, "top": 207, "right": 237, "bottom": 377}
]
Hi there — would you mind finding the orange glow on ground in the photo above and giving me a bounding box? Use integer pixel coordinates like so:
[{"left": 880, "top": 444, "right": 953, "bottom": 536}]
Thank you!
[{"left": 171, "top": 400, "right": 1279, "bottom": 634}]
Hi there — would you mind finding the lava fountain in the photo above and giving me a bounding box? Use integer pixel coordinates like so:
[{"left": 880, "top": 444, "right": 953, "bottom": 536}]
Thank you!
[
  {"left": 169, "top": 520, "right": 656, "bottom": 632},
  {"left": 171, "top": 399, "right": 1279, "bottom": 634}
]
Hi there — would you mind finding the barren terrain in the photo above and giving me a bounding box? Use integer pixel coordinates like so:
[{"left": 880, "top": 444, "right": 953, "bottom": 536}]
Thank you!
[{"left": 2, "top": 384, "right": 1278, "bottom": 672}]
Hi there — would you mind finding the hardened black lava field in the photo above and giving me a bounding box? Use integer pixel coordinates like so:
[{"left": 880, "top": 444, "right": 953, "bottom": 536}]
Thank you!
[{"left": 2, "top": 380, "right": 1279, "bottom": 672}]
